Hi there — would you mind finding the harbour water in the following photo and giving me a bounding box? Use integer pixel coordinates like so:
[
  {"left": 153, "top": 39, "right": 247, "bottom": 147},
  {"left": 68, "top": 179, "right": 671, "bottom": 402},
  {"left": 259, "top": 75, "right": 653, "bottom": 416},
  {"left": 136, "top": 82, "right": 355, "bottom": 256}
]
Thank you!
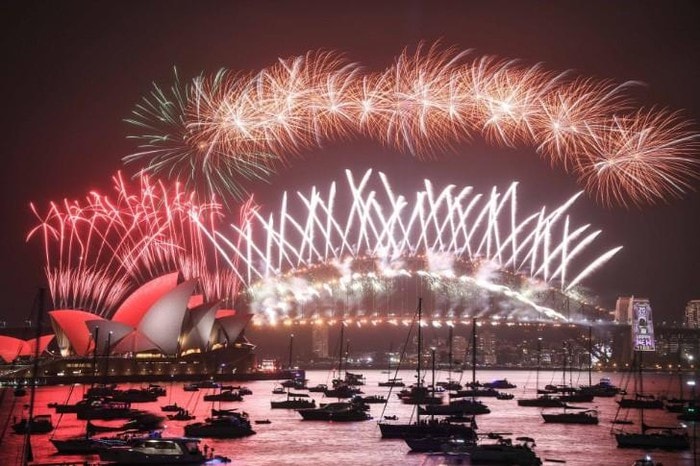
[{"left": 0, "top": 370, "right": 696, "bottom": 465}]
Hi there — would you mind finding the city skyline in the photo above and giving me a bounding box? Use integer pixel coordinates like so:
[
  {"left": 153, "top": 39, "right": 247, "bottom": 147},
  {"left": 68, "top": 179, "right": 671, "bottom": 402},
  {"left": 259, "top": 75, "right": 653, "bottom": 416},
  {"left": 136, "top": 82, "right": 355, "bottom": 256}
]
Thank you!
[{"left": 2, "top": 1, "right": 699, "bottom": 325}]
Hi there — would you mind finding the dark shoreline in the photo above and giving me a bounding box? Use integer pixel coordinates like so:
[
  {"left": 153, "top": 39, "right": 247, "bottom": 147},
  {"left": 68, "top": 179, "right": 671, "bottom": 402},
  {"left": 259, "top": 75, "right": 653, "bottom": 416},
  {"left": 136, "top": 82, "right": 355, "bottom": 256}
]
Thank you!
[{"left": 1, "top": 365, "right": 694, "bottom": 387}]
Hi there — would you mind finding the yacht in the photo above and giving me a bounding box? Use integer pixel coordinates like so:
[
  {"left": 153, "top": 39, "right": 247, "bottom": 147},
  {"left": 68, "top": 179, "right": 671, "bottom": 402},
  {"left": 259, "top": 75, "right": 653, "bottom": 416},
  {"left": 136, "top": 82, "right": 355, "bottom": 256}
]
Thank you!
[
  {"left": 483, "top": 378, "right": 517, "bottom": 389},
  {"left": 467, "top": 436, "right": 542, "bottom": 466},
  {"left": 297, "top": 401, "right": 371, "bottom": 422},
  {"left": 184, "top": 413, "right": 255, "bottom": 438},
  {"left": 378, "top": 377, "right": 405, "bottom": 388},
  {"left": 418, "top": 397, "right": 490, "bottom": 416},
  {"left": 271, "top": 391, "right": 316, "bottom": 409},
  {"left": 98, "top": 437, "right": 207, "bottom": 464},
  {"left": 203, "top": 390, "right": 243, "bottom": 402}
]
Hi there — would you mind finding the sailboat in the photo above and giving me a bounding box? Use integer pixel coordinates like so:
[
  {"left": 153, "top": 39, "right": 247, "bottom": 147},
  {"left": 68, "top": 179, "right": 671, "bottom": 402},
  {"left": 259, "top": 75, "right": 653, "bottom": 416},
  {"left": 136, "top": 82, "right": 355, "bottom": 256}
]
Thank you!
[
  {"left": 542, "top": 405, "right": 599, "bottom": 424},
  {"left": 378, "top": 299, "right": 477, "bottom": 440},
  {"left": 518, "top": 337, "right": 565, "bottom": 408},
  {"left": 613, "top": 352, "right": 689, "bottom": 450},
  {"left": 324, "top": 323, "right": 362, "bottom": 399},
  {"left": 378, "top": 343, "right": 405, "bottom": 387},
  {"left": 270, "top": 334, "right": 316, "bottom": 409},
  {"left": 435, "top": 326, "right": 461, "bottom": 391},
  {"left": 14, "top": 289, "right": 54, "bottom": 442},
  {"left": 420, "top": 318, "right": 490, "bottom": 416}
]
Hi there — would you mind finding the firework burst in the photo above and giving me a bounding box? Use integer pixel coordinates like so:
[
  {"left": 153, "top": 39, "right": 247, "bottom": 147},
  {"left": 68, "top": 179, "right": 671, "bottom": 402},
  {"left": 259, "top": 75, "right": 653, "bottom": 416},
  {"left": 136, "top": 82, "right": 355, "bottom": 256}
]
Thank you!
[
  {"left": 27, "top": 172, "right": 238, "bottom": 314},
  {"left": 192, "top": 169, "right": 621, "bottom": 323},
  {"left": 126, "top": 42, "right": 700, "bottom": 206}
]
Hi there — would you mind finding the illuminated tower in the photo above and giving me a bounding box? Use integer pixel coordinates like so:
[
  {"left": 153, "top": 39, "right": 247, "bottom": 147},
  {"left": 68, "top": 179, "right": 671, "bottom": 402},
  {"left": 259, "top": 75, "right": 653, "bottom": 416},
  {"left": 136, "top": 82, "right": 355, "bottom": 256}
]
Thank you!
[{"left": 614, "top": 296, "right": 634, "bottom": 324}]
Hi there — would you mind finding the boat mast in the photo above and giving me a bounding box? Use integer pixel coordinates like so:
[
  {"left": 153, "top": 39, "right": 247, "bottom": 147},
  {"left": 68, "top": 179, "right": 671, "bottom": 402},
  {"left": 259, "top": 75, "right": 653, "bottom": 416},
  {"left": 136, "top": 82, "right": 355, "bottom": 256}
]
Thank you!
[
  {"left": 288, "top": 333, "right": 294, "bottom": 370},
  {"left": 588, "top": 326, "right": 592, "bottom": 387},
  {"left": 416, "top": 298, "right": 422, "bottom": 426},
  {"left": 22, "top": 288, "right": 45, "bottom": 466},
  {"left": 92, "top": 326, "right": 100, "bottom": 379},
  {"left": 536, "top": 337, "right": 542, "bottom": 393},
  {"left": 338, "top": 322, "right": 345, "bottom": 380},
  {"left": 448, "top": 325, "right": 453, "bottom": 382},
  {"left": 103, "top": 331, "right": 112, "bottom": 383},
  {"left": 471, "top": 317, "right": 477, "bottom": 389}
]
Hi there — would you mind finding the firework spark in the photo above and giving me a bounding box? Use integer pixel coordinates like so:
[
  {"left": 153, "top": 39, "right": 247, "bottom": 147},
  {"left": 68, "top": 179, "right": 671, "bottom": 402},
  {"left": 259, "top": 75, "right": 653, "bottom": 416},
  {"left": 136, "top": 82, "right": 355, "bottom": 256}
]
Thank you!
[
  {"left": 27, "top": 172, "right": 237, "bottom": 314},
  {"left": 192, "top": 169, "right": 621, "bottom": 323},
  {"left": 126, "top": 43, "right": 699, "bottom": 206}
]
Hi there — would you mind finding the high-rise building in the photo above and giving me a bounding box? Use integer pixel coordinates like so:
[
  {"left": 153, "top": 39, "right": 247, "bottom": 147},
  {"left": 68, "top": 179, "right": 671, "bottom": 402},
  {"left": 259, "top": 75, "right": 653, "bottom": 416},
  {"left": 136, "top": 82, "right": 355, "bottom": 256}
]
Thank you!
[
  {"left": 311, "top": 324, "right": 329, "bottom": 358},
  {"left": 685, "top": 300, "right": 700, "bottom": 328}
]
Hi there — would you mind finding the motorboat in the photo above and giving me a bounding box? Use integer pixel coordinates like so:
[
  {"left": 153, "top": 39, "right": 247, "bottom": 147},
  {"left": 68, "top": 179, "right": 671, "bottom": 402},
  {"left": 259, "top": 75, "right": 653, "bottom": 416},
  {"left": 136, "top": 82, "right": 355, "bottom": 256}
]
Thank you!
[
  {"left": 308, "top": 384, "right": 328, "bottom": 393},
  {"left": 76, "top": 400, "right": 141, "bottom": 420},
  {"left": 397, "top": 385, "right": 443, "bottom": 405},
  {"left": 378, "top": 377, "right": 405, "bottom": 387},
  {"left": 297, "top": 401, "right": 372, "bottom": 422},
  {"left": 98, "top": 436, "right": 206, "bottom": 464},
  {"left": 323, "top": 383, "right": 362, "bottom": 399},
  {"left": 161, "top": 403, "right": 182, "bottom": 412},
  {"left": 183, "top": 383, "right": 200, "bottom": 392},
  {"left": 467, "top": 436, "right": 542, "bottom": 466},
  {"left": 418, "top": 397, "right": 490, "bottom": 416},
  {"left": 184, "top": 413, "right": 255, "bottom": 438},
  {"left": 87, "top": 413, "right": 165, "bottom": 433},
  {"left": 167, "top": 408, "right": 195, "bottom": 421},
  {"left": 355, "top": 394, "right": 386, "bottom": 404},
  {"left": 280, "top": 377, "right": 307, "bottom": 390},
  {"left": 517, "top": 394, "right": 566, "bottom": 408},
  {"left": 50, "top": 430, "right": 139, "bottom": 455},
  {"left": 271, "top": 393, "right": 316, "bottom": 409},
  {"left": 404, "top": 434, "right": 475, "bottom": 453},
  {"left": 379, "top": 417, "right": 477, "bottom": 440},
  {"left": 483, "top": 378, "right": 517, "bottom": 389},
  {"left": 12, "top": 414, "right": 54, "bottom": 434},
  {"left": 579, "top": 377, "right": 622, "bottom": 397},
  {"left": 451, "top": 387, "right": 502, "bottom": 398}
]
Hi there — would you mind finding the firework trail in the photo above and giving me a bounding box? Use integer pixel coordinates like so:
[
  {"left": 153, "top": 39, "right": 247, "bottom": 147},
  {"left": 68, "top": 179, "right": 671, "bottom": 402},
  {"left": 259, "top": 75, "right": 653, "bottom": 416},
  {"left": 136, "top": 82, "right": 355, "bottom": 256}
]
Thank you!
[
  {"left": 126, "top": 42, "right": 699, "bottom": 207},
  {"left": 27, "top": 172, "right": 237, "bottom": 314},
  {"left": 193, "top": 169, "right": 621, "bottom": 323}
]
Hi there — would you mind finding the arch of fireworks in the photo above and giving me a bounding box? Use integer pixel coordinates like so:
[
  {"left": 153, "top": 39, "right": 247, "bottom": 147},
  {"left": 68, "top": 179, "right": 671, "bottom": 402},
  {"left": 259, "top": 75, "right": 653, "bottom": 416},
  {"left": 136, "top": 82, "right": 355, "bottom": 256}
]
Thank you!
[
  {"left": 127, "top": 43, "right": 699, "bottom": 207},
  {"left": 193, "top": 169, "right": 622, "bottom": 325}
]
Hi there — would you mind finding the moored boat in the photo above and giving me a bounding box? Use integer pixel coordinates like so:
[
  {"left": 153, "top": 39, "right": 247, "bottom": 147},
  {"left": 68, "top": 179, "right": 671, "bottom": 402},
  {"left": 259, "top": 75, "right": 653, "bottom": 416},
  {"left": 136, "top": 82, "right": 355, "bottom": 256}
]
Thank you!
[
  {"left": 297, "top": 401, "right": 371, "bottom": 422},
  {"left": 98, "top": 436, "right": 207, "bottom": 464},
  {"left": 12, "top": 414, "right": 54, "bottom": 434},
  {"left": 541, "top": 408, "right": 599, "bottom": 424},
  {"left": 184, "top": 413, "right": 255, "bottom": 438}
]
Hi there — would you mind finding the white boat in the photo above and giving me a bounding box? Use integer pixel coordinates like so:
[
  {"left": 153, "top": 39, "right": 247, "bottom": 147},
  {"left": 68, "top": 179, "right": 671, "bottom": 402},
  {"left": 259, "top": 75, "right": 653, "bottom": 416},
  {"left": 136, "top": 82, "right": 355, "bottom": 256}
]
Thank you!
[{"left": 98, "top": 437, "right": 206, "bottom": 464}]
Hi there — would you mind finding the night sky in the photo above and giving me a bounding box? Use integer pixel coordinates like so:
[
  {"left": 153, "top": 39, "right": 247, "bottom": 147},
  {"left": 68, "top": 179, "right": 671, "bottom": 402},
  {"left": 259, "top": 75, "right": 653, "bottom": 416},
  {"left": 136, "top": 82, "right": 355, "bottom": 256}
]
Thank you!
[{"left": 2, "top": 1, "right": 699, "bottom": 325}]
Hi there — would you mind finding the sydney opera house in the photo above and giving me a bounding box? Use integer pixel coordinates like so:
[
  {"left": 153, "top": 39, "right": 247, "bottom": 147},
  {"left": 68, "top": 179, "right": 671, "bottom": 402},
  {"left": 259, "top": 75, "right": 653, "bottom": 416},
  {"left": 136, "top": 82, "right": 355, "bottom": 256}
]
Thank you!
[{"left": 0, "top": 272, "right": 256, "bottom": 381}]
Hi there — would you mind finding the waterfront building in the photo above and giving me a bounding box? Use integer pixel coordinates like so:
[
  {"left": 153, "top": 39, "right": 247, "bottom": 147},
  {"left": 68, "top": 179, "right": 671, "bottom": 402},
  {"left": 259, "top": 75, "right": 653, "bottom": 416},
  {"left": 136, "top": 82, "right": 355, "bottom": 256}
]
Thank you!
[{"left": 685, "top": 299, "right": 700, "bottom": 328}]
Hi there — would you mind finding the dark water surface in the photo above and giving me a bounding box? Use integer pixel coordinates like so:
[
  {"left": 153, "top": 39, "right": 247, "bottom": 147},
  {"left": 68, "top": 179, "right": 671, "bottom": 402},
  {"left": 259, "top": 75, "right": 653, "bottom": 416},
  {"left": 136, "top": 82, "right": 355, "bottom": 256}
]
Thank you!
[{"left": 0, "top": 370, "right": 696, "bottom": 465}]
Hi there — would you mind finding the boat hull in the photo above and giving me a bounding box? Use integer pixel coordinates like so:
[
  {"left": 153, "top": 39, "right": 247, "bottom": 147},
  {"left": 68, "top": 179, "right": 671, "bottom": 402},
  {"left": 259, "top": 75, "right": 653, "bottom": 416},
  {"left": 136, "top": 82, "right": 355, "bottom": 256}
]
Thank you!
[{"left": 615, "top": 432, "right": 689, "bottom": 450}]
